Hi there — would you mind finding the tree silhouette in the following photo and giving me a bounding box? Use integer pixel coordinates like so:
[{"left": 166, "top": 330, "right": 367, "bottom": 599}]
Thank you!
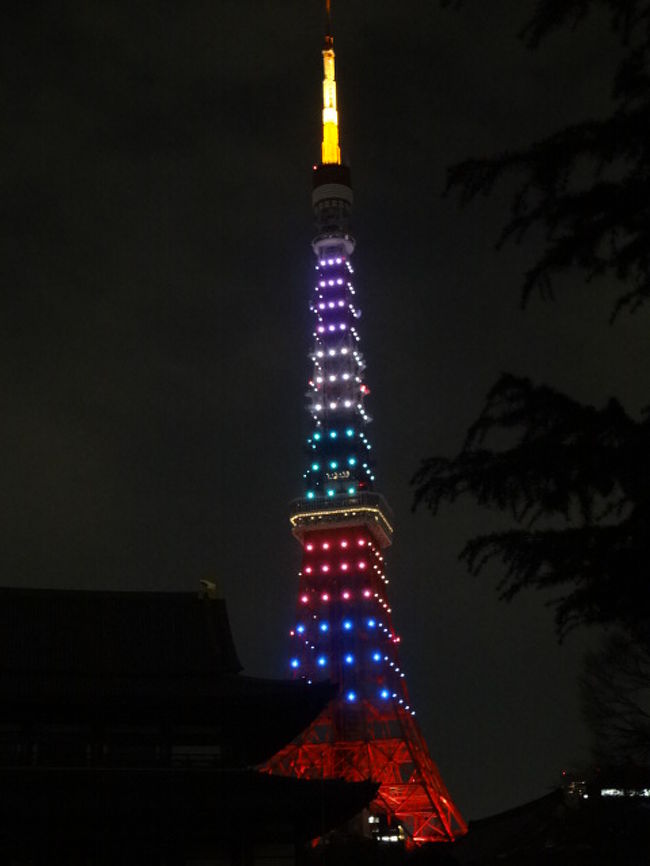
[
  {"left": 444, "top": 0, "right": 650, "bottom": 317},
  {"left": 413, "top": 375, "right": 650, "bottom": 638},
  {"left": 413, "top": 1, "right": 650, "bottom": 639},
  {"left": 582, "top": 628, "right": 650, "bottom": 765}
]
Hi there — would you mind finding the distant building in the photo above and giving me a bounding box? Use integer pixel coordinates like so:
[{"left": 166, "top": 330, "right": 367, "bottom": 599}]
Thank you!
[{"left": 0, "top": 586, "right": 376, "bottom": 865}]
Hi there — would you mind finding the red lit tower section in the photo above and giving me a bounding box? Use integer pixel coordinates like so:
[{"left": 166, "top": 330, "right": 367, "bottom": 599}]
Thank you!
[{"left": 262, "top": 30, "right": 467, "bottom": 845}]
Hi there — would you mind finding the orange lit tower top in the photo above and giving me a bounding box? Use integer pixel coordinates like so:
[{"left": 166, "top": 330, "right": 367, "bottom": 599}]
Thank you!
[
  {"left": 262, "top": 6, "right": 467, "bottom": 846},
  {"left": 321, "top": 31, "right": 341, "bottom": 165}
]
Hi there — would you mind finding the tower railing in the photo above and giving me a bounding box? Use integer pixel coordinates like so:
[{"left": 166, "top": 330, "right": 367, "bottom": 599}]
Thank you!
[{"left": 289, "top": 491, "right": 394, "bottom": 548}]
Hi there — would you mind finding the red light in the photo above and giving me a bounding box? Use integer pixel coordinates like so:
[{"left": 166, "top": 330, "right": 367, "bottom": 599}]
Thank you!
[
  {"left": 300, "top": 595, "right": 309, "bottom": 604},
  {"left": 322, "top": 542, "right": 330, "bottom": 550},
  {"left": 363, "top": 589, "right": 372, "bottom": 598},
  {"left": 304, "top": 567, "right": 312, "bottom": 574},
  {"left": 357, "top": 538, "right": 365, "bottom": 546},
  {"left": 341, "top": 562, "right": 348, "bottom": 571},
  {"left": 358, "top": 561, "right": 366, "bottom": 570},
  {"left": 342, "top": 591, "right": 350, "bottom": 600},
  {"left": 322, "top": 593, "right": 330, "bottom": 602},
  {"left": 340, "top": 540, "right": 348, "bottom": 548},
  {"left": 322, "top": 564, "right": 329, "bottom": 573},
  {"left": 306, "top": 543, "right": 314, "bottom": 551}
]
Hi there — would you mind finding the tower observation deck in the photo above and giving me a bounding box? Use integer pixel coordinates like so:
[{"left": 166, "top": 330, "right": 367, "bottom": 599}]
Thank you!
[{"left": 262, "top": 12, "right": 466, "bottom": 845}]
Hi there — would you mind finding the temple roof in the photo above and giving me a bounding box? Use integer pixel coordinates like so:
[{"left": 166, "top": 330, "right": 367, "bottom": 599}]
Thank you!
[
  {"left": 0, "top": 586, "right": 242, "bottom": 678},
  {"left": 0, "top": 586, "right": 335, "bottom": 761}
]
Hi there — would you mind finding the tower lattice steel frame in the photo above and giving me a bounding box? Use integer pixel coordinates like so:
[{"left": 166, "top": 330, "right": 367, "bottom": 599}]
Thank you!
[{"left": 262, "top": 17, "right": 467, "bottom": 846}]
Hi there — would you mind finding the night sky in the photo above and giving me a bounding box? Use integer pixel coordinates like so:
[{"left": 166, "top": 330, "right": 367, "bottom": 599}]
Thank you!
[{"left": 3, "top": 1, "right": 649, "bottom": 820}]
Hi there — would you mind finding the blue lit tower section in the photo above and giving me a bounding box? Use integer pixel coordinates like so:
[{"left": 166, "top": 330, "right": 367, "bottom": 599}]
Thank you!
[{"left": 262, "top": 27, "right": 467, "bottom": 846}]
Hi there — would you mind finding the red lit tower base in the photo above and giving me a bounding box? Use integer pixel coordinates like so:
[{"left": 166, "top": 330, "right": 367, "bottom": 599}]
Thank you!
[{"left": 262, "top": 25, "right": 467, "bottom": 846}]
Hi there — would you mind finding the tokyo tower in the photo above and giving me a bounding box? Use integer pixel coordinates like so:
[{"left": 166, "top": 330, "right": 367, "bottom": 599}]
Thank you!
[{"left": 263, "top": 10, "right": 467, "bottom": 846}]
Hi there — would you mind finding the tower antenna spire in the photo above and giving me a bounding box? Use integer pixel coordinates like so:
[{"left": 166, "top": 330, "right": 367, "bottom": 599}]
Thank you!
[
  {"left": 325, "top": 0, "right": 332, "bottom": 36},
  {"left": 320, "top": 0, "right": 340, "bottom": 164}
]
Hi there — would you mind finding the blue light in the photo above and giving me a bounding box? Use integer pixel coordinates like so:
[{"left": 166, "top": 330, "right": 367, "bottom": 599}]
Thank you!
[
  {"left": 317, "top": 656, "right": 327, "bottom": 667},
  {"left": 346, "top": 690, "right": 357, "bottom": 702},
  {"left": 327, "top": 489, "right": 335, "bottom": 497},
  {"left": 314, "top": 432, "right": 321, "bottom": 441},
  {"left": 345, "top": 428, "right": 354, "bottom": 437},
  {"left": 290, "top": 658, "right": 300, "bottom": 669},
  {"left": 329, "top": 460, "right": 338, "bottom": 469},
  {"left": 344, "top": 654, "right": 354, "bottom": 664},
  {"left": 342, "top": 620, "right": 353, "bottom": 631},
  {"left": 367, "top": 619, "right": 376, "bottom": 629},
  {"left": 306, "top": 491, "right": 315, "bottom": 500},
  {"left": 372, "top": 652, "right": 381, "bottom": 662},
  {"left": 380, "top": 689, "right": 390, "bottom": 700},
  {"left": 312, "top": 463, "right": 320, "bottom": 471},
  {"left": 347, "top": 487, "right": 356, "bottom": 495},
  {"left": 320, "top": 622, "right": 329, "bottom": 633},
  {"left": 329, "top": 430, "right": 338, "bottom": 439},
  {"left": 348, "top": 457, "right": 357, "bottom": 466},
  {"left": 296, "top": 625, "right": 305, "bottom": 634}
]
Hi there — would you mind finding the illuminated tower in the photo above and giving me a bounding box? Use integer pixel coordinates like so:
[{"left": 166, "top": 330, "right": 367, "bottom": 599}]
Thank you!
[{"left": 263, "top": 16, "right": 467, "bottom": 846}]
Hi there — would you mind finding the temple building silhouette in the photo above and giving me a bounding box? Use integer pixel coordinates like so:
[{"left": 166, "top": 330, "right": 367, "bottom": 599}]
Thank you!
[{"left": 0, "top": 586, "right": 376, "bottom": 864}]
